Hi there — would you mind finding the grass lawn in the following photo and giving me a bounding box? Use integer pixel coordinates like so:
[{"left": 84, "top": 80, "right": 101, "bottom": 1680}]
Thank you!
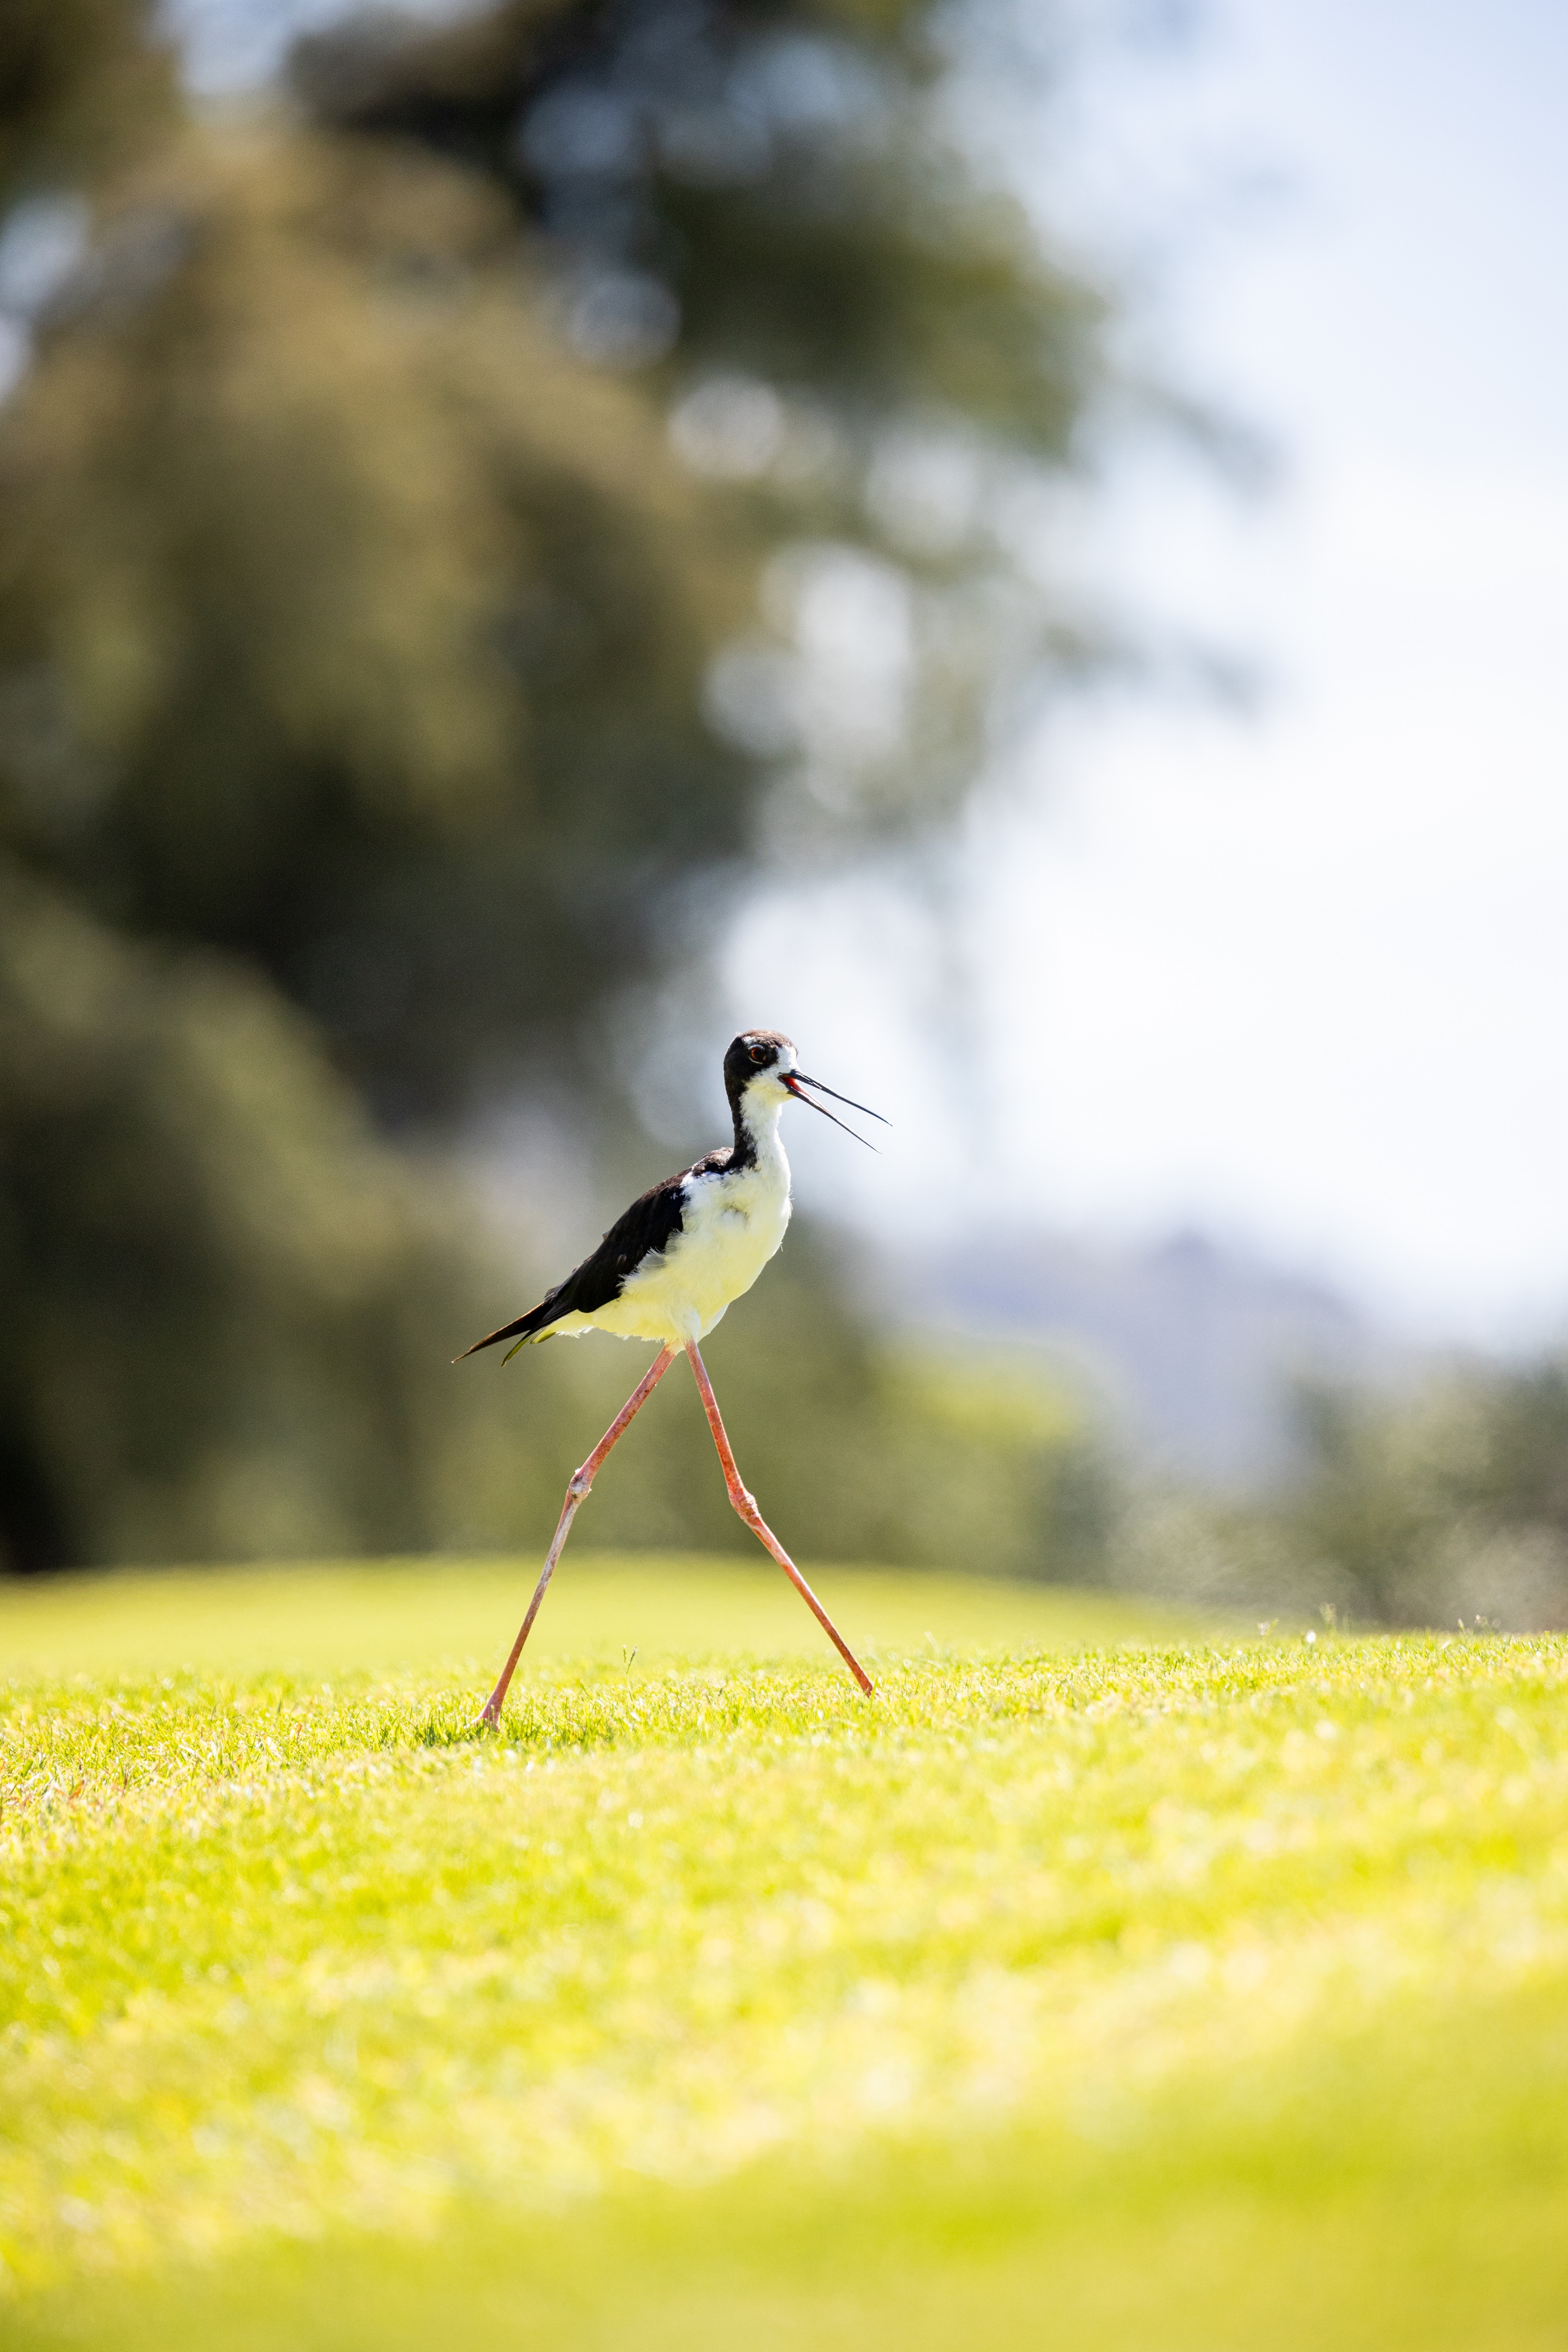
[{"left": 2, "top": 1552, "right": 1567, "bottom": 2349}]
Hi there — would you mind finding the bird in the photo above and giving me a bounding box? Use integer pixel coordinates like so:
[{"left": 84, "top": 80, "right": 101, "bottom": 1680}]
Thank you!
[{"left": 459, "top": 1028, "right": 885, "bottom": 1722}]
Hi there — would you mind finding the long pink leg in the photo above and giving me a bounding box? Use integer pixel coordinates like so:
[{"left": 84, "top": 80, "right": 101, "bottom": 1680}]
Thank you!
[
  {"left": 685, "top": 1341, "right": 874, "bottom": 1696},
  {"left": 477, "top": 1344, "right": 678, "bottom": 1726}
]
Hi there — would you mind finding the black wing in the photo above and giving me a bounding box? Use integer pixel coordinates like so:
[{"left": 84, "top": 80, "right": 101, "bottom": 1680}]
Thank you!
[{"left": 456, "top": 1165, "right": 703, "bottom": 1360}]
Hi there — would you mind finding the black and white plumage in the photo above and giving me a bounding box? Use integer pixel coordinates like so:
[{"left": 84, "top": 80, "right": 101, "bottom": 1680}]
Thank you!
[
  {"left": 460, "top": 1029, "right": 885, "bottom": 1722},
  {"left": 460, "top": 1030, "right": 880, "bottom": 1362}
]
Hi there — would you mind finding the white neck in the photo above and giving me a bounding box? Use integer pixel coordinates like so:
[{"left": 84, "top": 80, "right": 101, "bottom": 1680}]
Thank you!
[{"left": 737, "top": 1084, "right": 790, "bottom": 1181}]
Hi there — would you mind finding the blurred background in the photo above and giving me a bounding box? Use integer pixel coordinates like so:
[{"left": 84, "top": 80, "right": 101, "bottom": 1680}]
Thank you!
[{"left": 2, "top": 0, "right": 1564, "bottom": 1624}]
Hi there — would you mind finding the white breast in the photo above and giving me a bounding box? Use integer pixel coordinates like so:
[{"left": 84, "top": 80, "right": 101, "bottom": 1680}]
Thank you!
[{"left": 587, "top": 1142, "right": 793, "bottom": 1346}]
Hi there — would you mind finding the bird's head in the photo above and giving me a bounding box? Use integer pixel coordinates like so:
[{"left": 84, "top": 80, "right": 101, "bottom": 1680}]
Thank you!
[{"left": 723, "top": 1030, "right": 887, "bottom": 1148}]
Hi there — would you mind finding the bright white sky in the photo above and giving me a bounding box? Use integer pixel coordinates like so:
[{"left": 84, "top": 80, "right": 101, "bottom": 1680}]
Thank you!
[{"left": 733, "top": 0, "right": 1568, "bottom": 1348}]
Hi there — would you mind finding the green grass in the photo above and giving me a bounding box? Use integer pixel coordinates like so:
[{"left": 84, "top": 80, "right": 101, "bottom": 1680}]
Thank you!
[{"left": 2, "top": 1553, "right": 1567, "bottom": 2350}]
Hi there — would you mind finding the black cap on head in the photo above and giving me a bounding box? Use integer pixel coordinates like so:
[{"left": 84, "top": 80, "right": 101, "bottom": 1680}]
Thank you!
[{"left": 723, "top": 1028, "right": 793, "bottom": 1104}]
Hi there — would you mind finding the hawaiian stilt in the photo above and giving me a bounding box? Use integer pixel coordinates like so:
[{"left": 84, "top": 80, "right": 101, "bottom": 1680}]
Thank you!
[{"left": 459, "top": 1030, "right": 885, "bottom": 1722}]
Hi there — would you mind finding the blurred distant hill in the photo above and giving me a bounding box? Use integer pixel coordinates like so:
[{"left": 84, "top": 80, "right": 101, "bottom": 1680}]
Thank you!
[{"left": 882, "top": 1226, "right": 1395, "bottom": 1487}]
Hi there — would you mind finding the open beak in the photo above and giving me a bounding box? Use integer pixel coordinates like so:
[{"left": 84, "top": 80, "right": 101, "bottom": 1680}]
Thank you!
[{"left": 782, "top": 1070, "right": 888, "bottom": 1151}]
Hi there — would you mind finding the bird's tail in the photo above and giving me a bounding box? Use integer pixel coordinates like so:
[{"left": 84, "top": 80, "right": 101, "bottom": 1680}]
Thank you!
[{"left": 453, "top": 1295, "right": 561, "bottom": 1365}]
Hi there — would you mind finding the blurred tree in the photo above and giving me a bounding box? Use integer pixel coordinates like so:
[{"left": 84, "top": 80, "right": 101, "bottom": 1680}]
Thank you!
[
  {"left": 0, "top": 0, "right": 1118, "bottom": 1571},
  {"left": 0, "top": 857, "right": 496, "bottom": 1568},
  {"left": 5, "top": 0, "right": 1105, "bottom": 1121},
  {"left": 1280, "top": 1363, "right": 1568, "bottom": 1630},
  {"left": 1, "top": 0, "right": 175, "bottom": 196},
  {"left": 1106, "top": 1359, "right": 1568, "bottom": 1633},
  {"left": 295, "top": 0, "right": 1107, "bottom": 868},
  {"left": 0, "top": 116, "right": 748, "bottom": 1124}
]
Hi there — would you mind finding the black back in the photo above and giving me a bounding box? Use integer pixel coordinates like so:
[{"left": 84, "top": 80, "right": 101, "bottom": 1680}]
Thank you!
[
  {"left": 458, "top": 1172, "right": 688, "bottom": 1357},
  {"left": 547, "top": 1174, "right": 689, "bottom": 1322}
]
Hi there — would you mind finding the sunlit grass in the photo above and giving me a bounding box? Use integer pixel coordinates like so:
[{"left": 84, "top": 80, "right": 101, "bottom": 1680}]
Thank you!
[
  {"left": 0, "top": 1550, "right": 1198, "bottom": 1682},
  {"left": 2, "top": 1556, "right": 1567, "bottom": 2348}
]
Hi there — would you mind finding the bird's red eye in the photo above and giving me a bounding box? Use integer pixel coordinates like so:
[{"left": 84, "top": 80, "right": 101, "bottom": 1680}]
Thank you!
[{"left": 748, "top": 1045, "right": 767, "bottom": 1065}]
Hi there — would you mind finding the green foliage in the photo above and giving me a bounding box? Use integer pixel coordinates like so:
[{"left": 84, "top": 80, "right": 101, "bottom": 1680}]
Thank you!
[
  {"left": 2, "top": 1561, "right": 1567, "bottom": 2346},
  {"left": 1282, "top": 1359, "right": 1568, "bottom": 1628},
  {"left": 298, "top": 0, "right": 1109, "bottom": 841},
  {"left": 0, "top": 860, "right": 532, "bottom": 1568},
  {"left": 4, "top": 0, "right": 1103, "bottom": 1117},
  {"left": 0, "top": 0, "right": 176, "bottom": 201},
  {"left": 1108, "top": 1354, "right": 1568, "bottom": 1632},
  {"left": 0, "top": 120, "right": 745, "bottom": 1117},
  {"left": 297, "top": 0, "right": 1098, "bottom": 458}
]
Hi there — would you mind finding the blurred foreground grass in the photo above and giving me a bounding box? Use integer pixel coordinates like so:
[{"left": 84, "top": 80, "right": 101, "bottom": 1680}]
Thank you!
[{"left": 3, "top": 1556, "right": 1567, "bottom": 2350}]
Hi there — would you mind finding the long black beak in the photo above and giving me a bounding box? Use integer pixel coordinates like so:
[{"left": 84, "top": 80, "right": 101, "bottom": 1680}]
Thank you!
[{"left": 783, "top": 1070, "right": 888, "bottom": 1151}]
